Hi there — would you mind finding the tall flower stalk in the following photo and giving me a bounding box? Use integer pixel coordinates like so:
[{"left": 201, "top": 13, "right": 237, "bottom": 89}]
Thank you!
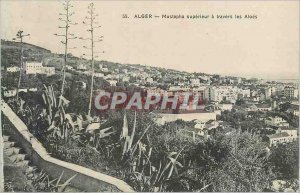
[
  {"left": 54, "top": 0, "right": 77, "bottom": 103},
  {"left": 13, "top": 30, "right": 30, "bottom": 101},
  {"left": 80, "top": 2, "right": 104, "bottom": 117}
]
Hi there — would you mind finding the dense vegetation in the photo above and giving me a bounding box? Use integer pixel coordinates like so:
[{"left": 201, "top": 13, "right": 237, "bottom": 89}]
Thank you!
[{"left": 6, "top": 92, "right": 299, "bottom": 192}]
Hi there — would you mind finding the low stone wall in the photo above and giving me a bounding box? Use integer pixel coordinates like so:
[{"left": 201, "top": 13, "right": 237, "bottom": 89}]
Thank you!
[
  {"left": 158, "top": 112, "right": 217, "bottom": 123},
  {"left": 1, "top": 101, "right": 134, "bottom": 192}
]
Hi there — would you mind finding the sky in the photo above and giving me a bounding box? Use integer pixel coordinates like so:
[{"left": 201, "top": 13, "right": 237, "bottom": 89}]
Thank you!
[{"left": 1, "top": 0, "right": 299, "bottom": 80}]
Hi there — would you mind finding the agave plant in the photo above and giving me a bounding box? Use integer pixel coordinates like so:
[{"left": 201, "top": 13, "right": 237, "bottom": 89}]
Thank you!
[
  {"left": 120, "top": 111, "right": 151, "bottom": 161},
  {"left": 126, "top": 147, "right": 186, "bottom": 192},
  {"left": 119, "top": 111, "right": 188, "bottom": 192},
  {"left": 42, "top": 85, "right": 70, "bottom": 141},
  {"left": 42, "top": 84, "right": 115, "bottom": 145}
]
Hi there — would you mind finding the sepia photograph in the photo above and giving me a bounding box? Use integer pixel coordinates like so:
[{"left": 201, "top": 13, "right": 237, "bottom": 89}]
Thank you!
[{"left": 0, "top": 0, "right": 299, "bottom": 192}]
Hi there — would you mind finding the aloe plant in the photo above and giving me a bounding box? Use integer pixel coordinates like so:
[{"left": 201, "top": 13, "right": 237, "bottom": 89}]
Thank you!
[
  {"left": 125, "top": 147, "right": 185, "bottom": 192},
  {"left": 42, "top": 85, "right": 82, "bottom": 141},
  {"left": 118, "top": 111, "right": 188, "bottom": 192},
  {"left": 120, "top": 111, "right": 151, "bottom": 161},
  {"left": 42, "top": 84, "right": 114, "bottom": 145}
]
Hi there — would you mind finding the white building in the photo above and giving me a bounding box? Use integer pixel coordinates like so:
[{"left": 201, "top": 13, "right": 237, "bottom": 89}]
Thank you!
[
  {"left": 104, "top": 74, "right": 112, "bottom": 80},
  {"left": 25, "top": 62, "right": 43, "bottom": 74},
  {"left": 3, "top": 88, "right": 36, "bottom": 97},
  {"left": 66, "top": 65, "right": 73, "bottom": 70},
  {"left": 218, "top": 103, "right": 233, "bottom": 111},
  {"left": 7, "top": 66, "right": 20, "bottom": 72},
  {"left": 102, "top": 68, "right": 109, "bottom": 72},
  {"left": 28, "top": 88, "right": 38, "bottom": 92},
  {"left": 122, "top": 76, "right": 130, "bottom": 82},
  {"left": 283, "top": 86, "right": 299, "bottom": 99},
  {"left": 146, "top": 77, "right": 154, "bottom": 84},
  {"left": 194, "top": 120, "right": 206, "bottom": 130},
  {"left": 204, "top": 86, "right": 238, "bottom": 103},
  {"left": 265, "top": 87, "right": 276, "bottom": 99},
  {"left": 255, "top": 103, "right": 272, "bottom": 111},
  {"left": 18, "top": 88, "right": 28, "bottom": 93},
  {"left": 265, "top": 116, "right": 289, "bottom": 127},
  {"left": 25, "top": 62, "right": 55, "bottom": 76},
  {"left": 268, "top": 127, "right": 297, "bottom": 147},
  {"left": 278, "top": 128, "right": 297, "bottom": 138},
  {"left": 190, "top": 78, "right": 200, "bottom": 87},
  {"left": 3, "top": 89, "right": 17, "bottom": 97},
  {"left": 194, "top": 119, "right": 219, "bottom": 130},
  {"left": 268, "top": 132, "right": 297, "bottom": 147},
  {"left": 238, "top": 88, "right": 251, "bottom": 98},
  {"left": 77, "top": 64, "right": 87, "bottom": 70},
  {"left": 107, "top": 80, "right": 118, "bottom": 86},
  {"left": 41, "top": 67, "right": 55, "bottom": 76},
  {"left": 94, "top": 72, "right": 104, "bottom": 78}
]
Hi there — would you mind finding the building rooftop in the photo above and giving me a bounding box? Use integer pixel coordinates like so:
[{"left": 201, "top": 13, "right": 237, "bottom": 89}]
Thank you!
[
  {"left": 256, "top": 103, "right": 271, "bottom": 108},
  {"left": 266, "top": 115, "right": 282, "bottom": 120},
  {"left": 268, "top": 132, "right": 290, "bottom": 139},
  {"left": 280, "top": 127, "right": 297, "bottom": 131}
]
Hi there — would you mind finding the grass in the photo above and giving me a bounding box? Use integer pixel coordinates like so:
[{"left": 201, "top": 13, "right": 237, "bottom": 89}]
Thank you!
[{"left": 44, "top": 138, "right": 123, "bottom": 178}]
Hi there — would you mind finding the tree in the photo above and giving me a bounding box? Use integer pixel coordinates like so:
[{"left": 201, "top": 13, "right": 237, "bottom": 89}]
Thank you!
[
  {"left": 279, "top": 102, "right": 291, "bottom": 112},
  {"left": 187, "top": 131, "right": 275, "bottom": 192},
  {"left": 269, "top": 141, "right": 299, "bottom": 180},
  {"left": 80, "top": 2, "right": 104, "bottom": 117},
  {"left": 54, "top": 0, "right": 77, "bottom": 100}
]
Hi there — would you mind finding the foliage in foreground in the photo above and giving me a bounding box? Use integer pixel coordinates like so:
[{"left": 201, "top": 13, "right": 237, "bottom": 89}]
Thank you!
[
  {"left": 269, "top": 141, "right": 299, "bottom": 180},
  {"left": 7, "top": 87, "right": 299, "bottom": 192},
  {"left": 4, "top": 166, "right": 76, "bottom": 192}
]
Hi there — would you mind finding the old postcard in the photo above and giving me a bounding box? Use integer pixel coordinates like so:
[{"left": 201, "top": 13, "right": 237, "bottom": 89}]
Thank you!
[{"left": 0, "top": 0, "right": 299, "bottom": 192}]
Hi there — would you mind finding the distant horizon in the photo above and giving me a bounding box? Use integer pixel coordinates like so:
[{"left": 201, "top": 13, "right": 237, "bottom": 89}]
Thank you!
[{"left": 1, "top": 38, "right": 299, "bottom": 81}]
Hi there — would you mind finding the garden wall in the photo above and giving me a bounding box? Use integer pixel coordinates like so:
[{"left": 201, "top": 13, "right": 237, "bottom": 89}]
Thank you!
[
  {"left": 1, "top": 101, "right": 134, "bottom": 192},
  {"left": 158, "top": 112, "right": 217, "bottom": 123}
]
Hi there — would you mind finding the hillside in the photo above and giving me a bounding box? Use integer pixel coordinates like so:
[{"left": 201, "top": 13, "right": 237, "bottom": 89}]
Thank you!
[
  {"left": 1, "top": 39, "right": 213, "bottom": 78},
  {"left": 1, "top": 40, "right": 143, "bottom": 72},
  {"left": 1, "top": 40, "right": 51, "bottom": 53},
  {"left": 1, "top": 40, "right": 52, "bottom": 68}
]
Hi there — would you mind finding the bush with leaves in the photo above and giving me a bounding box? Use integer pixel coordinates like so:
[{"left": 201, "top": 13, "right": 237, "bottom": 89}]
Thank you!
[
  {"left": 186, "top": 131, "right": 276, "bottom": 192},
  {"left": 269, "top": 141, "right": 299, "bottom": 181},
  {"left": 103, "top": 111, "right": 201, "bottom": 191}
]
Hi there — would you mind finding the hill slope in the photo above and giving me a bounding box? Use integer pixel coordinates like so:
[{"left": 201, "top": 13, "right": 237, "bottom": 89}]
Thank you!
[{"left": 1, "top": 40, "right": 52, "bottom": 68}]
